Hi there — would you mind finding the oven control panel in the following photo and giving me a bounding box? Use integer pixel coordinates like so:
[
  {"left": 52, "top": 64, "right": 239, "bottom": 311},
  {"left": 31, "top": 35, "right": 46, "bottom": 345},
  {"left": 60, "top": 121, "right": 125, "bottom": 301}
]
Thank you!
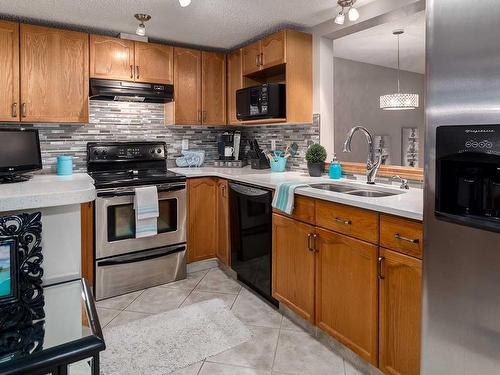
[{"left": 88, "top": 142, "right": 166, "bottom": 162}]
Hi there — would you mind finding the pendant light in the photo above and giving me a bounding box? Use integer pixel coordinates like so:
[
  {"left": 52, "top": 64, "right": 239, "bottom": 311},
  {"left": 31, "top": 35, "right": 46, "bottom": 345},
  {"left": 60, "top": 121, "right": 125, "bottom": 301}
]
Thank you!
[
  {"left": 135, "top": 14, "right": 151, "bottom": 36},
  {"left": 380, "top": 30, "right": 419, "bottom": 111}
]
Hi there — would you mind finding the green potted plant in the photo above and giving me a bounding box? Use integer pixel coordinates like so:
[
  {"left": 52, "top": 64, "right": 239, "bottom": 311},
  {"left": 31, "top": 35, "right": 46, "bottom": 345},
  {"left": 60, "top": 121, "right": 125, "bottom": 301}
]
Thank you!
[{"left": 305, "top": 143, "right": 327, "bottom": 177}]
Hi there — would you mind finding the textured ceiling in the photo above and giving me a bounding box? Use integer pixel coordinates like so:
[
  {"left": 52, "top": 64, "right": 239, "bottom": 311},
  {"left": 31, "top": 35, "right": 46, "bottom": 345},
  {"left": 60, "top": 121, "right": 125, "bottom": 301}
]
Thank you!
[
  {"left": 334, "top": 11, "right": 425, "bottom": 74},
  {"left": 0, "top": 0, "right": 376, "bottom": 50}
]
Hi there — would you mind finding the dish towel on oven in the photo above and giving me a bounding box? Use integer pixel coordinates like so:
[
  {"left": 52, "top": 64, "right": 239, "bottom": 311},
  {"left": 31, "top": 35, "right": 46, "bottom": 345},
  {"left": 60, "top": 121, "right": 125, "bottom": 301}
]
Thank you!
[
  {"left": 272, "top": 182, "right": 309, "bottom": 215},
  {"left": 134, "top": 186, "right": 159, "bottom": 238}
]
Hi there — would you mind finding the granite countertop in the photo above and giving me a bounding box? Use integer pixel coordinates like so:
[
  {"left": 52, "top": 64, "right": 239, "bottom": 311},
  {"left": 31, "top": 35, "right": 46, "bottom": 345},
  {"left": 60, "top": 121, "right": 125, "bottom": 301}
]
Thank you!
[
  {"left": 0, "top": 173, "right": 96, "bottom": 212},
  {"left": 171, "top": 166, "right": 424, "bottom": 221}
]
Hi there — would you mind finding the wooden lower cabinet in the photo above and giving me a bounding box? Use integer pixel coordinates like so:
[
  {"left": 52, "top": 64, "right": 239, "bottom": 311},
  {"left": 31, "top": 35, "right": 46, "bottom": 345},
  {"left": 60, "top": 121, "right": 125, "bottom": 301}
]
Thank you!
[
  {"left": 272, "top": 213, "right": 315, "bottom": 322},
  {"left": 81, "top": 202, "right": 94, "bottom": 287},
  {"left": 216, "top": 179, "right": 230, "bottom": 266},
  {"left": 187, "top": 178, "right": 217, "bottom": 262},
  {"left": 379, "top": 248, "right": 422, "bottom": 375},
  {"left": 315, "top": 228, "right": 379, "bottom": 365}
]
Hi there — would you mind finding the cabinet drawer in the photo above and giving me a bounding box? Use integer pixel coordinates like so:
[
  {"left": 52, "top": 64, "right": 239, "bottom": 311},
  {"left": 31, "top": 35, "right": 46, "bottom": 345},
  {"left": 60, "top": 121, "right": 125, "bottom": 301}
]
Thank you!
[
  {"left": 315, "top": 200, "right": 379, "bottom": 244},
  {"left": 380, "top": 214, "right": 423, "bottom": 259},
  {"left": 273, "top": 195, "right": 315, "bottom": 225}
]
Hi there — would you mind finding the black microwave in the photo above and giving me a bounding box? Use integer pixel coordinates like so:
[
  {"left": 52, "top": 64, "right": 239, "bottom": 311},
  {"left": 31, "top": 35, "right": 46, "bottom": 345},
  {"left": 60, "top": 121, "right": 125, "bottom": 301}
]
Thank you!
[{"left": 236, "top": 84, "right": 286, "bottom": 121}]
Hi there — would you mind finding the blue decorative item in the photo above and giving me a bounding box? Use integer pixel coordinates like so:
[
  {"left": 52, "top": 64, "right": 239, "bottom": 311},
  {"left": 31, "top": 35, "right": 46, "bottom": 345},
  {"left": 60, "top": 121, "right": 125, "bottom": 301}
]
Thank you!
[
  {"left": 270, "top": 156, "right": 287, "bottom": 172},
  {"left": 175, "top": 150, "right": 205, "bottom": 167},
  {"left": 56, "top": 155, "right": 73, "bottom": 176},
  {"left": 329, "top": 154, "right": 342, "bottom": 179}
]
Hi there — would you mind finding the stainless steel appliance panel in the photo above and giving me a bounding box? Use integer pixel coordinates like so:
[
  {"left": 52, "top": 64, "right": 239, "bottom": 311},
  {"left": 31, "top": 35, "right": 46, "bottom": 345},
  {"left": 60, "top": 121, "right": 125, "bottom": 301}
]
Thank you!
[
  {"left": 95, "top": 245, "right": 186, "bottom": 300},
  {"left": 95, "top": 186, "right": 186, "bottom": 259},
  {"left": 423, "top": 0, "right": 500, "bottom": 373}
]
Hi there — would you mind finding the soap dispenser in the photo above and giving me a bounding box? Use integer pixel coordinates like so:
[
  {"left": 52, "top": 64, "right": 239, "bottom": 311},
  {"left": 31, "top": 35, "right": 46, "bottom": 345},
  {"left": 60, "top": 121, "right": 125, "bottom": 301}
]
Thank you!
[{"left": 329, "top": 154, "right": 342, "bottom": 179}]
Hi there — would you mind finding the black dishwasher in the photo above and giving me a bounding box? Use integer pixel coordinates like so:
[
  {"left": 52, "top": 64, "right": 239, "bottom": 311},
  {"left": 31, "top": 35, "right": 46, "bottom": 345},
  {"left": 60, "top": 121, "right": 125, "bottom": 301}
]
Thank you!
[{"left": 229, "top": 182, "right": 278, "bottom": 306}]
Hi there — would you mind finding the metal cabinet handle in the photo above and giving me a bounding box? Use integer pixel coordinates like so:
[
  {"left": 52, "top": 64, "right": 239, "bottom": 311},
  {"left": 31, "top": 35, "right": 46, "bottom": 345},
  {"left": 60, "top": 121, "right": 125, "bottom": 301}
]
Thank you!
[
  {"left": 11, "top": 103, "right": 17, "bottom": 118},
  {"left": 130, "top": 65, "right": 134, "bottom": 79},
  {"left": 394, "top": 233, "right": 419, "bottom": 244},
  {"left": 260, "top": 52, "right": 264, "bottom": 66},
  {"left": 313, "top": 233, "right": 319, "bottom": 253},
  {"left": 197, "top": 110, "right": 201, "bottom": 123},
  {"left": 255, "top": 54, "right": 260, "bottom": 67},
  {"left": 307, "top": 233, "right": 313, "bottom": 252},
  {"left": 21, "top": 103, "right": 27, "bottom": 118},
  {"left": 136, "top": 65, "right": 140, "bottom": 79},
  {"left": 203, "top": 110, "right": 207, "bottom": 123},
  {"left": 334, "top": 217, "right": 352, "bottom": 225},
  {"left": 378, "top": 256, "right": 385, "bottom": 280},
  {"left": 221, "top": 185, "right": 226, "bottom": 198}
]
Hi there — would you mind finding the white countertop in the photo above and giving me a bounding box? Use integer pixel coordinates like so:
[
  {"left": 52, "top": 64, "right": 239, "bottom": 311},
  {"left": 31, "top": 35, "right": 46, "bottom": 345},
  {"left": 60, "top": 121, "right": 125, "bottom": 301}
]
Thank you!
[
  {"left": 0, "top": 173, "right": 96, "bottom": 212},
  {"left": 171, "top": 166, "right": 424, "bottom": 221}
]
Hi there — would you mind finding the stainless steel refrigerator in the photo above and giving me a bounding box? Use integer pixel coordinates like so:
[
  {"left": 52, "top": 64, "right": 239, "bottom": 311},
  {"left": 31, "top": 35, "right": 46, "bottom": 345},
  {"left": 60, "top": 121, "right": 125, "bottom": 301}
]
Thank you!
[{"left": 423, "top": 0, "right": 500, "bottom": 373}]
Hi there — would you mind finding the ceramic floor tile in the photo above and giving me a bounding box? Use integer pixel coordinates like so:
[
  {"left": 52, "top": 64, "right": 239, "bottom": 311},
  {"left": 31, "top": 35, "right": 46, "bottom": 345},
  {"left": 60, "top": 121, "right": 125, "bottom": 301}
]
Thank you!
[
  {"left": 125, "top": 286, "right": 191, "bottom": 314},
  {"left": 180, "top": 290, "right": 238, "bottom": 308},
  {"left": 195, "top": 268, "right": 242, "bottom": 294},
  {"left": 280, "top": 317, "right": 306, "bottom": 333},
  {"left": 170, "top": 361, "right": 204, "bottom": 375},
  {"left": 345, "top": 360, "right": 367, "bottom": 375},
  {"left": 105, "top": 310, "right": 151, "bottom": 329},
  {"left": 231, "top": 288, "right": 282, "bottom": 328},
  {"left": 207, "top": 326, "right": 280, "bottom": 370},
  {"left": 159, "top": 270, "right": 209, "bottom": 291},
  {"left": 199, "top": 362, "right": 272, "bottom": 375},
  {"left": 96, "top": 307, "right": 121, "bottom": 327},
  {"left": 273, "top": 330, "right": 345, "bottom": 375},
  {"left": 95, "top": 290, "right": 143, "bottom": 310}
]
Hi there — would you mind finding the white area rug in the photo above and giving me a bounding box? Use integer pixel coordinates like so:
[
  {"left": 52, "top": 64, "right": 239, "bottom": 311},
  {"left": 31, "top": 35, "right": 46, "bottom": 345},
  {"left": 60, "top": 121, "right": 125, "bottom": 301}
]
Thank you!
[{"left": 101, "top": 299, "right": 252, "bottom": 375}]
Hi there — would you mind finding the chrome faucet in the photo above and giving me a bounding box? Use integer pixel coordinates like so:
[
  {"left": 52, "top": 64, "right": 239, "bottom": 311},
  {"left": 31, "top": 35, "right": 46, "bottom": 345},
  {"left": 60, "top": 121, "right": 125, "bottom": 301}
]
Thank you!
[{"left": 343, "top": 126, "right": 383, "bottom": 184}]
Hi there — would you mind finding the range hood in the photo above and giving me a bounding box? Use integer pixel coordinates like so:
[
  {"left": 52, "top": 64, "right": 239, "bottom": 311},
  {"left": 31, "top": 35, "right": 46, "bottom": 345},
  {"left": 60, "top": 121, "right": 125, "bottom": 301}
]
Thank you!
[{"left": 90, "top": 79, "right": 174, "bottom": 103}]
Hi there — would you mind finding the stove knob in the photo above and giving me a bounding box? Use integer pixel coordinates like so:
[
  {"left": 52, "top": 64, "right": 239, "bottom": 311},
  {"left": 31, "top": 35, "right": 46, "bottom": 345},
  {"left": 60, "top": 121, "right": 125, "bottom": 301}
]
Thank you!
[
  {"left": 102, "top": 150, "right": 107, "bottom": 156},
  {"left": 157, "top": 149, "right": 162, "bottom": 154},
  {"left": 150, "top": 149, "right": 155, "bottom": 154},
  {"left": 93, "top": 150, "right": 99, "bottom": 156}
]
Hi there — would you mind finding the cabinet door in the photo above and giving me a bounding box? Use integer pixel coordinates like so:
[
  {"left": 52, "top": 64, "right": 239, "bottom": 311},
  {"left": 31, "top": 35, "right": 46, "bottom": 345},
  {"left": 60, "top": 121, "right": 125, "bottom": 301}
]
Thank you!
[
  {"left": 241, "top": 41, "right": 261, "bottom": 75},
  {"left": 202, "top": 51, "right": 226, "bottom": 125},
  {"left": 134, "top": 41, "right": 173, "bottom": 84},
  {"left": 216, "top": 179, "right": 230, "bottom": 266},
  {"left": 188, "top": 178, "right": 217, "bottom": 262},
  {"left": 81, "top": 202, "right": 94, "bottom": 287},
  {"left": 20, "top": 25, "right": 89, "bottom": 123},
  {"left": 226, "top": 49, "right": 242, "bottom": 125},
  {"left": 315, "top": 228, "right": 379, "bottom": 365},
  {"left": 379, "top": 249, "right": 422, "bottom": 375},
  {"left": 272, "top": 213, "right": 315, "bottom": 322},
  {"left": 90, "top": 35, "right": 134, "bottom": 81},
  {"left": 261, "top": 30, "right": 285, "bottom": 69},
  {"left": 174, "top": 47, "right": 202, "bottom": 125},
  {"left": 0, "top": 21, "right": 19, "bottom": 122}
]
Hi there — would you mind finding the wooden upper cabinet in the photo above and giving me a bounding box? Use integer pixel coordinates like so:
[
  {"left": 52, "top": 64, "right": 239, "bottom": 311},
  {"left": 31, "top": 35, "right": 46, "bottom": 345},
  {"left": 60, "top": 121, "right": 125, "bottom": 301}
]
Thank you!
[
  {"left": 272, "top": 213, "right": 316, "bottom": 322},
  {"left": 202, "top": 51, "right": 226, "bottom": 125},
  {"left": 134, "top": 41, "right": 173, "bottom": 84},
  {"left": 20, "top": 25, "right": 89, "bottom": 123},
  {"left": 90, "top": 35, "right": 134, "bottom": 81},
  {"left": 216, "top": 179, "right": 230, "bottom": 266},
  {"left": 174, "top": 47, "right": 202, "bottom": 125},
  {"left": 187, "top": 178, "right": 217, "bottom": 262},
  {"left": 261, "top": 30, "right": 285, "bottom": 69},
  {"left": 227, "top": 49, "right": 242, "bottom": 125},
  {"left": 0, "top": 21, "right": 19, "bottom": 122},
  {"left": 379, "top": 249, "right": 422, "bottom": 375},
  {"left": 242, "top": 41, "right": 261, "bottom": 75},
  {"left": 315, "top": 228, "right": 379, "bottom": 366}
]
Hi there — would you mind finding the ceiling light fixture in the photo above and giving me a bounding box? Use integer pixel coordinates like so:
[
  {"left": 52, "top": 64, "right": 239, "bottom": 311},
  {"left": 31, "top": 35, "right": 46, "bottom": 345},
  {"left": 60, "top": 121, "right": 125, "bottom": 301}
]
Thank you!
[
  {"left": 380, "top": 30, "right": 419, "bottom": 111},
  {"left": 179, "top": 0, "right": 192, "bottom": 7},
  {"left": 135, "top": 13, "right": 151, "bottom": 36},
  {"left": 335, "top": 0, "right": 359, "bottom": 25}
]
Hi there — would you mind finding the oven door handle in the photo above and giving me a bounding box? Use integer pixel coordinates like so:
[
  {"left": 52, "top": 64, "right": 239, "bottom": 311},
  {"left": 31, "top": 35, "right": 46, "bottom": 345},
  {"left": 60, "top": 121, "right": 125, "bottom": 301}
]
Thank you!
[
  {"left": 97, "top": 245, "right": 186, "bottom": 266},
  {"left": 97, "top": 183, "right": 186, "bottom": 197}
]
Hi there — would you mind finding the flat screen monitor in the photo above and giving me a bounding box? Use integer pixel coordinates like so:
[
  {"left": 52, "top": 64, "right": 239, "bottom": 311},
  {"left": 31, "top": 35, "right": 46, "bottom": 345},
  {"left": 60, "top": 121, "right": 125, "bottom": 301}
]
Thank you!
[{"left": 0, "top": 129, "right": 42, "bottom": 178}]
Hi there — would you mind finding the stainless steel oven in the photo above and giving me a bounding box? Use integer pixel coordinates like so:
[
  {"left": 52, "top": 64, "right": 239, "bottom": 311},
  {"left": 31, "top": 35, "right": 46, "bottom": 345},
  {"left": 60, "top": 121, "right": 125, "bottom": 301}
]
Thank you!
[{"left": 94, "top": 182, "right": 187, "bottom": 300}]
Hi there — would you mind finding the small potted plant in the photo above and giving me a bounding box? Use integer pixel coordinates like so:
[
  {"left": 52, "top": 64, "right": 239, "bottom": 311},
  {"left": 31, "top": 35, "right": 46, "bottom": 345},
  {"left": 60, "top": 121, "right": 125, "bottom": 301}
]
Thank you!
[{"left": 306, "top": 143, "right": 327, "bottom": 177}]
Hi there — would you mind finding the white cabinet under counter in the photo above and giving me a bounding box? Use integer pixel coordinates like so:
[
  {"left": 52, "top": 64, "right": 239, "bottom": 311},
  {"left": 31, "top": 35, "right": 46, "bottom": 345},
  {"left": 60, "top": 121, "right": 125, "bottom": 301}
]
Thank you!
[{"left": 0, "top": 173, "right": 96, "bottom": 286}]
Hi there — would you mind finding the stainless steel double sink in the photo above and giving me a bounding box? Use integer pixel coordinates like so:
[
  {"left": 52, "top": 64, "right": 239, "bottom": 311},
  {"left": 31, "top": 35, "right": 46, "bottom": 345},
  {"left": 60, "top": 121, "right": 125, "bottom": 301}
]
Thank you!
[{"left": 309, "top": 183, "right": 405, "bottom": 198}]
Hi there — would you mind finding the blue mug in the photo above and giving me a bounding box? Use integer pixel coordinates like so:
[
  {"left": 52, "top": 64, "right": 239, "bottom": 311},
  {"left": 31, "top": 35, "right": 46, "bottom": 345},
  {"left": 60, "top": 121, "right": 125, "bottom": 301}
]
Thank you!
[{"left": 57, "top": 155, "right": 73, "bottom": 176}]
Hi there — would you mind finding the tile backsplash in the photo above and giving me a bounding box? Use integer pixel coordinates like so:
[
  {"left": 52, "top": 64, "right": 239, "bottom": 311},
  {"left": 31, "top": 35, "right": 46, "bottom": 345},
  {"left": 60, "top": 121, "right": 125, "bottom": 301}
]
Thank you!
[{"left": 5, "top": 101, "right": 319, "bottom": 173}]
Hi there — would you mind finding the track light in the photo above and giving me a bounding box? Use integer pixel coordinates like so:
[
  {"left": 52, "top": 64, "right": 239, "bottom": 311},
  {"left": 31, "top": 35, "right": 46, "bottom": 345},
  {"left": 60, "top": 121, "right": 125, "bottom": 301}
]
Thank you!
[
  {"left": 179, "top": 0, "right": 191, "bottom": 7},
  {"left": 134, "top": 14, "right": 151, "bottom": 36},
  {"left": 336, "top": 0, "right": 360, "bottom": 24}
]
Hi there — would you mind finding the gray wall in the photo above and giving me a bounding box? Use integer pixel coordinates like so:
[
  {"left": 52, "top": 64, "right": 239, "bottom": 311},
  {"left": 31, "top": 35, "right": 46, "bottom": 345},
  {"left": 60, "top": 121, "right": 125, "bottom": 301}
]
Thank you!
[
  {"left": 334, "top": 57, "right": 425, "bottom": 166},
  {"left": 1, "top": 101, "right": 318, "bottom": 173}
]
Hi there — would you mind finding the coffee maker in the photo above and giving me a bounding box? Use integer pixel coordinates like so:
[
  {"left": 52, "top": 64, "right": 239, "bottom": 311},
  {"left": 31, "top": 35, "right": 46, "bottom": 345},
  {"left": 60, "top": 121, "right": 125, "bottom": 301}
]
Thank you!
[
  {"left": 435, "top": 125, "right": 500, "bottom": 233},
  {"left": 217, "top": 131, "right": 241, "bottom": 160}
]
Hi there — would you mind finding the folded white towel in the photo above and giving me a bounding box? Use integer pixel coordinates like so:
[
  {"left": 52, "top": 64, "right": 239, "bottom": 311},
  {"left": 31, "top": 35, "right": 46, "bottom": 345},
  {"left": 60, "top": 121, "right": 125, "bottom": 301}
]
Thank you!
[{"left": 134, "top": 186, "right": 159, "bottom": 238}]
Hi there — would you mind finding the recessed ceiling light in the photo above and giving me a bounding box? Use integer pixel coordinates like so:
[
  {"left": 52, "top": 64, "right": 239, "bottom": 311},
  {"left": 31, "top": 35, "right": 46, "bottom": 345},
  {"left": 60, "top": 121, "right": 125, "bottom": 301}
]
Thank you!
[
  {"left": 134, "top": 14, "right": 151, "bottom": 36},
  {"left": 179, "top": 0, "right": 191, "bottom": 7}
]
